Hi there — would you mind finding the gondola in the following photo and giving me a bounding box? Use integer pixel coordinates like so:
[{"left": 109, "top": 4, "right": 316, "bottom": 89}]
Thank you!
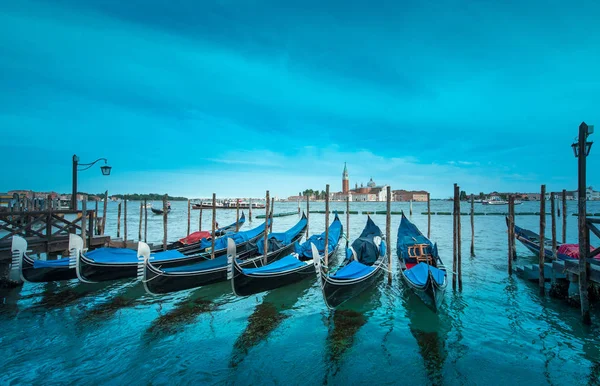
[
  {"left": 10, "top": 235, "right": 79, "bottom": 283},
  {"left": 139, "top": 214, "right": 307, "bottom": 295},
  {"left": 229, "top": 213, "right": 343, "bottom": 296},
  {"left": 315, "top": 216, "right": 387, "bottom": 309},
  {"left": 75, "top": 219, "right": 271, "bottom": 283},
  {"left": 160, "top": 212, "right": 246, "bottom": 251},
  {"left": 397, "top": 213, "right": 447, "bottom": 311},
  {"left": 151, "top": 207, "right": 171, "bottom": 215},
  {"left": 508, "top": 219, "right": 593, "bottom": 261}
]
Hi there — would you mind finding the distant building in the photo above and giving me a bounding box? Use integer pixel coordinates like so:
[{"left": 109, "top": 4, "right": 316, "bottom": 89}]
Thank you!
[
  {"left": 392, "top": 190, "right": 428, "bottom": 202},
  {"left": 342, "top": 162, "right": 349, "bottom": 194}
]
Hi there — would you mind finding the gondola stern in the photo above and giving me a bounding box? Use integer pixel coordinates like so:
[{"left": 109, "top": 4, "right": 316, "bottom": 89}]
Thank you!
[
  {"left": 10, "top": 235, "right": 27, "bottom": 283},
  {"left": 70, "top": 234, "right": 95, "bottom": 283}
]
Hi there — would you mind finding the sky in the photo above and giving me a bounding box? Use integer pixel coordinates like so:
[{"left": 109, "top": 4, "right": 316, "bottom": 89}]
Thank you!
[{"left": 1, "top": 0, "right": 599, "bottom": 199}]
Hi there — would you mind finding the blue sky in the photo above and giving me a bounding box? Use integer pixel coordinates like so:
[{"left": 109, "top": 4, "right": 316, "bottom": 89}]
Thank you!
[{"left": 1, "top": 0, "right": 599, "bottom": 199}]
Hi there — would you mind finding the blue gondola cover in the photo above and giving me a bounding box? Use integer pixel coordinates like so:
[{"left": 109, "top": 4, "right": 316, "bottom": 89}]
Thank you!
[
  {"left": 403, "top": 262, "right": 446, "bottom": 286},
  {"left": 243, "top": 255, "right": 306, "bottom": 274},
  {"left": 332, "top": 260, "right": 375, "bottom": 279},
  {"left": 295, "top": 214, "right": 343, "bottom": 258}
]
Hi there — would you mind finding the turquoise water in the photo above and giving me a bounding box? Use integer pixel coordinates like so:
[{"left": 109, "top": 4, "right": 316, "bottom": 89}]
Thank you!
[{"left": 2, "top": 200, "right": 600, "bottom": 385}]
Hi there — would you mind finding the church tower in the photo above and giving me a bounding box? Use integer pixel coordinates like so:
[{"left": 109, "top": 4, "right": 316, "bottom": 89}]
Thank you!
[{"left": 342, "top": 162, "right": 349, "bottom": 194}]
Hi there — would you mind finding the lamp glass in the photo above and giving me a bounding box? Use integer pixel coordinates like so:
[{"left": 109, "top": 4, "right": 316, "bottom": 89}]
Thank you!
[
  {"left": 586, "top": 141, "right": 593, "bottom": 157},
  {"left": 101, "top": 165, "right": 112, "bottom": 176},
  {"left": 572, "top": 142, "right": 579, "bottom": 158}
]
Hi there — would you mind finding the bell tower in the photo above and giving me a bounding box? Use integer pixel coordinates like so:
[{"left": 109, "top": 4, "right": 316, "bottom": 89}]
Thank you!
[{"left": 342, "top": 162, "right": 349, "bottom": 194}]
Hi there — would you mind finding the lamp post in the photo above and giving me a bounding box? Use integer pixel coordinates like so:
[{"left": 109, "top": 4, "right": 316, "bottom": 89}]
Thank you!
[
  {"left": 72, "top": 154, "right": 112, "bottom": 210},
  {"left": 572, "top": 122, "right": 593, "bottom": 324}
]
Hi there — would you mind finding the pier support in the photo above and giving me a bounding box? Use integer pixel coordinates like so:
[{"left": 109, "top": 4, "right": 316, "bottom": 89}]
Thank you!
[
  {"left": 101, "top": 191, "right": 108, "bottom": 235},
  {"left": 144, "top": 199, "right": 148, "bottom": 242},
  {"left": 236, "top": 200, "right": 240, "bottom": 232},
  {"left": 117, "top": 202, "right": 122, "bottom": 238},
  {"left": 539, "top": 185, "right": 546, "bottom": 296},
  {"left": 470, "top": 194, "right": 475, "bottom": 257},
  {"left": 306, "top": 194, "right": 310, "bottom": 238},
  {"left": 211, "top": 193, "right": 216, "bottom": 259},
  {"left": 562, "top": 189, "right": 567, "bottom": 244},
  {"left": 452, "top": 184, "right": 458, "bottom": 290},
  {"left": 386, "top": 186, "right": 392, "bottom": 284},
  {"left": 163, "top": 194, "right": 168, "bottom": 251},
  {"left": 427, "top": 193, "right": 431, "bottom": 239},
  {"left": 576, "top": 122, "right": 592, "bottom": 324},
  {"left": 324, "top": 185, "right": 330, "bottom": 272},
  {"left": 187, "top": 199, "right": 191, "bottom": 236},
  {"left": 263, "top": 191, "right": 270, "bottom": 264},
  {"left": 508, "top": 195, "right": 514, "bottom": 275}
]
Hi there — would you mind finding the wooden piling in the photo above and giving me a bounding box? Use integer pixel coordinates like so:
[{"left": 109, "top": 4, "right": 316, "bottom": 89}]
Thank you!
[
  {"left": 562, "top": 189, "right": 567, "bottom": 244},
  {"left": 551, "top": 192, "right": 557, "bottom": 258},
  {"left": 386, "top": 186, "right": 392, "bottom": 284},
  {"left": 187, "top": 199, "right": 191, "bottom": 236},
  {"left": 298, "top": 199, "right": 300, "bottom": 214},
  {"left": 427, "top": 193, "right": 431, "bottom": 238},
  {"left": 95, "top": 200, "right": 99, "bottom": 235},
  {"left": 162, "top": 195, "right": 168, "bottom": 251},
  {"left": 211, "top": 193, "right": 216, "bottom": 259},
  {"left": 410, "top": 199, "right": 413, "bottom": 216},
  {"left": 508, "top": 195, "right": 514, "bottom": 275},
  {"left": 81, "top": 197, "right": 87, "bottom": 250},
  {"left": 263, "top": 191, "right": 270, "bottom": 264},
  {"left": 249, "top": 198, "right": 252, "bottom": 221},
  {"left": 139, "top": 202, "right": 143, "bottom": 241},
  {"left": 123, "top": 198, "right": 128, "bottom": 243},
  {"left": 457, "top": 186, "right": 462, "bottom": 291},
  {"left": 346, "top": 196, "right": 350, "bottom": 248},
  {"left": 101, "top": 190, "right": 108, "bottom": 235},
  {"left": 452, "top": 184, "right": 457, "bottom": 290},
  {"left": 324, "top": 185, "right": 330, "bottom": 271},
  {"left": 270, "top": 197, "right": 274, "bottom": 231},
  {"left": 144, "top": 199, "right": 148, "bottom": 242},
  {"left": 306, "top": 194, "right": 310, "bottom": 237},
  {"left": 236, "top": 199, "right": 240, "bottom": 232},
  {"left": 199, "top": 206, "right": 203, "bottom": 231},
  {"left": 117, "top": 202, "right": 122, "bottom": 238},
  {"left": 470, "top": 194, "right": 475, "bottom": 257},
  {"left": 539, "top": 185, "right": 546, "bottom": 295}
]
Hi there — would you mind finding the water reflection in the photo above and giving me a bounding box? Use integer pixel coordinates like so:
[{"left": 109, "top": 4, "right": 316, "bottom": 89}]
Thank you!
[
  {"left": 322, "top": 285, "right": 382, "bottom": 382},
  {"left": 403, "top": 290, "right": 449, "bottom": 386},
  {"left": 144, "top": 282, "right": 232, "bottom": 340},
  {"left": 230, "top": 280, "right": 312, "bottom": 367}
]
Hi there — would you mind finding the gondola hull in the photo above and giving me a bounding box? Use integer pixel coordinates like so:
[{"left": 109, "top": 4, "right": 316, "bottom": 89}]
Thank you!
[
  {"left": 318, "top": 256, "right": 386, "bottom": 309},
  {"left": 76, "top": 231, "right": 265, "bottom": 283},
  {"left": 21, "top": 256, "right": 76, "bottom": 282},
  {"left": 143, "top": 240, "right": 299, "bottom": 294},
  {"left": 400, "top": 268, "right": 447, "bottom": 311}
]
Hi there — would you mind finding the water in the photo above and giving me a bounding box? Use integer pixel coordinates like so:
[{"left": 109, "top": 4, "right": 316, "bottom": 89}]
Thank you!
[{"left": 2, "top": 200, "right": 600, "bottom": 385}]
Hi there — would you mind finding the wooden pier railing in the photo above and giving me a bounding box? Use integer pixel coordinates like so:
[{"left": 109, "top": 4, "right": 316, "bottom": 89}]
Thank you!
[{"left": 0, "top": 210, "right": 109, "bottom": 259}]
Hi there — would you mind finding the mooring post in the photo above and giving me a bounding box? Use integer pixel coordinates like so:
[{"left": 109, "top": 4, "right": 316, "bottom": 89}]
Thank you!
[
  {"left": 102, "top": 190, "right": 108, "bottom": 235},
  {"left": 270, "top": 197, "right": 275, "bottom": 232},
  {"left": 94, "top": 200, "right": 99, "bottom": 235},
  {"left": 162, "top": 194, "right": 168, "bottom": 251},
  {"left": 298, "top": 199, "right": 300, "bottom": 214},
  {"left": 470, "top": 194, "right": 475, "bottom": 257},
  {"left": 211, "top": 193, "right": 216, "bottom": 259},
  {"left": 144, "top": 199, "right": 148, "bottom": 242},
  {"left": 346, "top": 195, "right": 350, "bottom": 248},
  {"left": 427, "top": 192, "right": 431, "bottom": 239},
  {"left": 551, "top": 192, "right": 557, "bottom": 258},
  {"left": 539, "top": 184, "right": 546, "bottom": 295},
  {"left": 123, "top": 197, "right": 128, "bottom": 243},
  {"left": 508, "top": 195, "right": 514, "bottom": 275},
  {"left": 249, "top": 198, "right": 253, "bottom": 221},
  {"left": 81, "top": 197, "right": 87, "bottom": 250},
  {"left": 199, "top": 206, "right": 203, "bottom": 231},
  {"left": 263, "top": 191, "right": 270, "bottom": 264},
  {"left": 410, "top": 199, "right": 413, "bottom": 217},
  {"left": 324, "top": 185, "right": 330, "bottom": 272},
  {"left": 386, "top": 186, "right": 392, "bottom": 284},
  {"left": 236, "top": 199, "right": 240, "bottom": 232},
  {"left": 139, "top": 202, "right": 143, "bottom": 241},
  {"left": 457, "top": 185, "right": 462, "bottom": 291},
  {"left": 577, "top": 122, "right": 591, "bottom": 324},
  {"left": 187, "top": 199, "right": 191, "bottom": 236},
  {"left": 452, "top": 183, "right": 457, "bottom": 290},
  {"left": 306, "top": 194, "right": 310, "bottom": 238},
  {"left": 117, "top": 201, "right": 122, "bottom": 238},
  {"left": 562, "top": 189, "right": 567, "bottom": 244},
  {"left": 509, "top": 195, "right": 516, "bottom": 261}
]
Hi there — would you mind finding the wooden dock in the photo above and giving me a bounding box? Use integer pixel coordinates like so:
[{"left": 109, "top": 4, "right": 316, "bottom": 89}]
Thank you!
[{"left": 0, "top": 209, "right": 110, "bottom": 260}]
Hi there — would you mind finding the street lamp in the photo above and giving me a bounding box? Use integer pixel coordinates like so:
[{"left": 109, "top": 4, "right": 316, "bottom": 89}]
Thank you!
[{"left": 72, "top": 154, "right": 112, "bottom": 210}]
